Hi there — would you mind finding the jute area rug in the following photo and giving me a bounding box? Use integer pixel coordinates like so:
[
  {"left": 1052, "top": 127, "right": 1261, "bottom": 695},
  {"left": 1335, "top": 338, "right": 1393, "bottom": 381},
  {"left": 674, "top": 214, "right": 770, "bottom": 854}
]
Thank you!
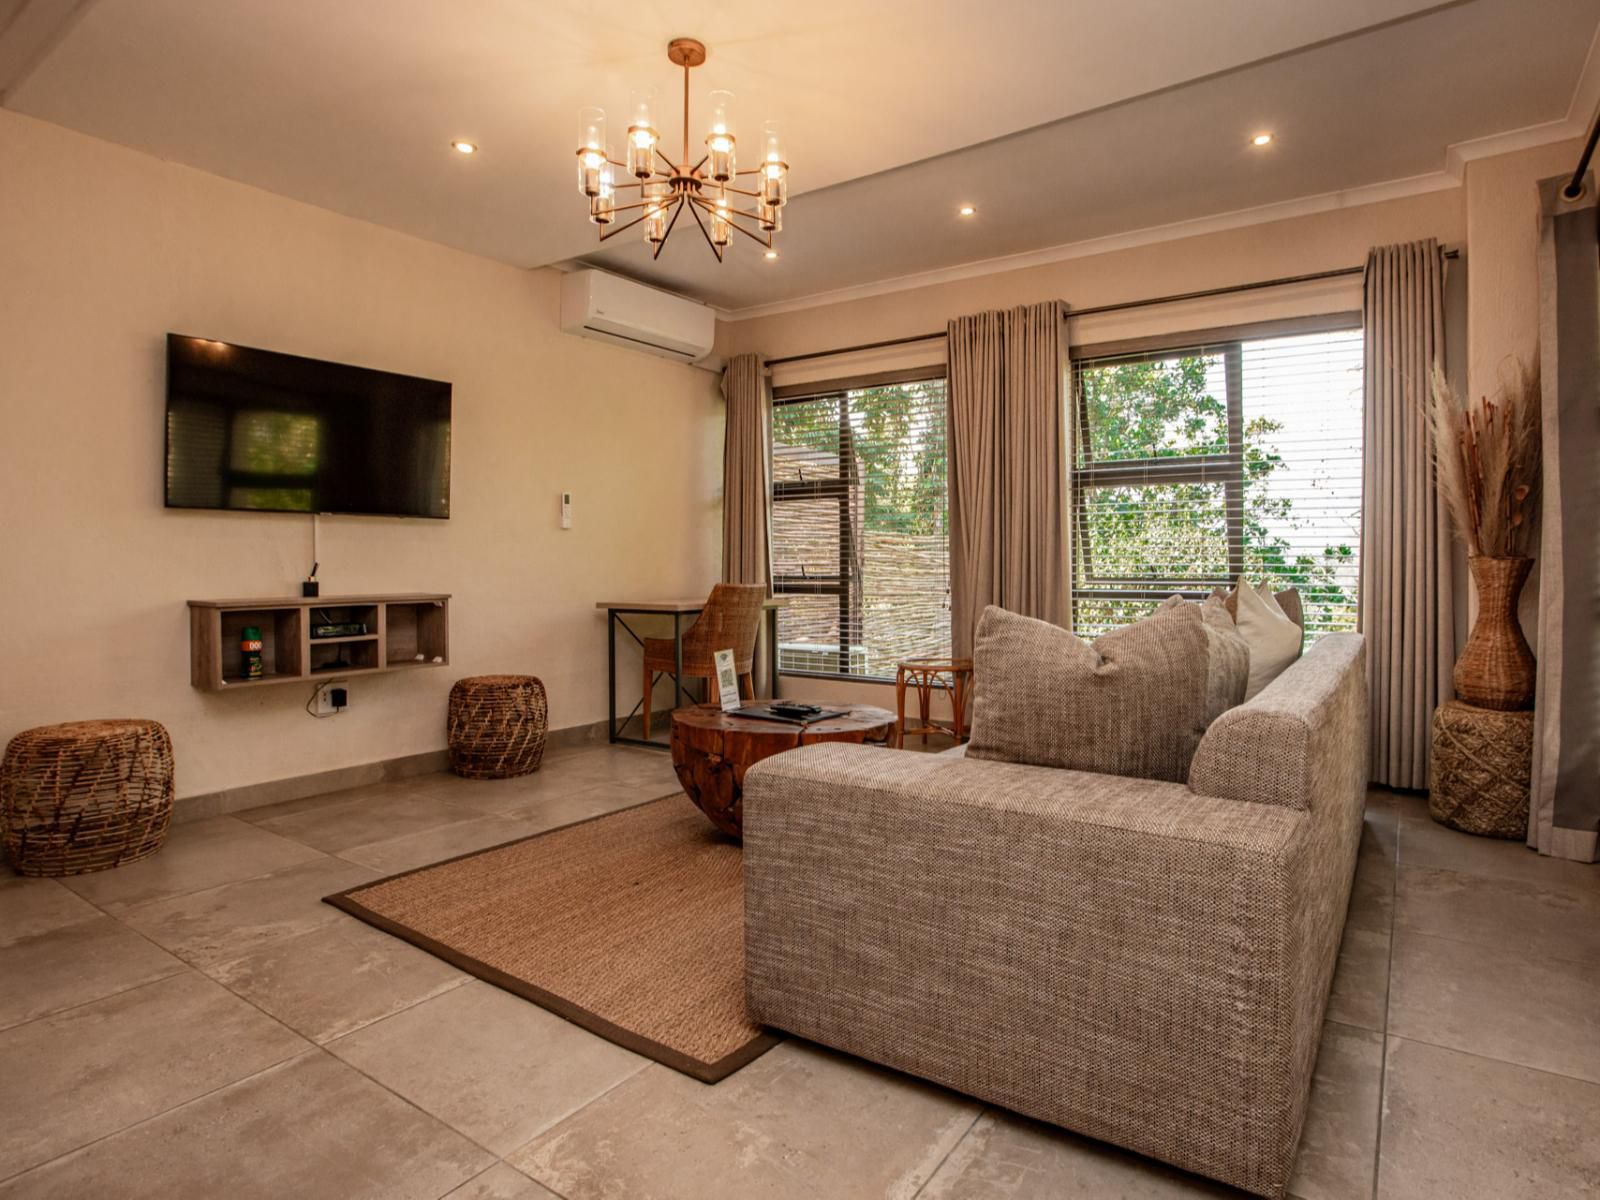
[{"left": 324, "top": 794, "right": 779, "bottom": 1083}]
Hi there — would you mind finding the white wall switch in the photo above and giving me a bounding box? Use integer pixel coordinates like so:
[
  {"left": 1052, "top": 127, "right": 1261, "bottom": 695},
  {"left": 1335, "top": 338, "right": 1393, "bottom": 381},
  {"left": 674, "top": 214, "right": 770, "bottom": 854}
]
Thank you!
[{"left": 560, "top": 491, "right": 573, "bottom": 529}]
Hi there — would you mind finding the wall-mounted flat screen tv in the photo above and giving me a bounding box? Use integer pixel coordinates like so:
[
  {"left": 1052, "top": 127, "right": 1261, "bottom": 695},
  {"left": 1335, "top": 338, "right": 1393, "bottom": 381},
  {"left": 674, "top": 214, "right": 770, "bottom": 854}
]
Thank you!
[{"left": 165, "top": 334, "right": 451, "bottom": 519}]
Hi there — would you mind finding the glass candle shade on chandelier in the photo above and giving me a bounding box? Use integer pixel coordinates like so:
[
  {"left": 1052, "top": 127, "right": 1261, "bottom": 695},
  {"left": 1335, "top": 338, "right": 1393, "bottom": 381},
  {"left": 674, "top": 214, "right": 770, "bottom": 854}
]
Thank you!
[{"left": 574, "top": 38, "right": 788, "bottom": 262}]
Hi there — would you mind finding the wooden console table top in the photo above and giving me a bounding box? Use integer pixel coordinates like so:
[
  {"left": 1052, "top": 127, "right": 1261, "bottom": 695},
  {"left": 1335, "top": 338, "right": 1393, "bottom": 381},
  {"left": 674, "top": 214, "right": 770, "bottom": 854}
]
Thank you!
[{"left": 594, "top": 597, "right": 787, "bottom": 613}]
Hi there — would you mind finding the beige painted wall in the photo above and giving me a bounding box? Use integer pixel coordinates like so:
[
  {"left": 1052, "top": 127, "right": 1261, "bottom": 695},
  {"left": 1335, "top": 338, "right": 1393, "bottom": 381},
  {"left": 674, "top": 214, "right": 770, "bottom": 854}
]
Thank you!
[{"left": 0, "top": 110, "right": 723, "bottom": 798}]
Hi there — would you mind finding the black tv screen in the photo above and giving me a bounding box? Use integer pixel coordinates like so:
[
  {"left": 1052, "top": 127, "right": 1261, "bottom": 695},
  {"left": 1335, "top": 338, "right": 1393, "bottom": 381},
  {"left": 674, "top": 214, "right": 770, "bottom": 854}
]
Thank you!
[{"left": 165, "top": 334, "right": 451, "bottom": 519}]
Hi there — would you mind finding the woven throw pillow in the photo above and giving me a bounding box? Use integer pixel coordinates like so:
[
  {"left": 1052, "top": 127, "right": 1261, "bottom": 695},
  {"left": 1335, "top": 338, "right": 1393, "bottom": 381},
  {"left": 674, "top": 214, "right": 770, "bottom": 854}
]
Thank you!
[
  {"left": 1199, "top": 593, "right": 1250, "bottom": 724},
  {"left": 1236, "top": 578, "right": 1303, "bottom": 701},
  {"left": 966, "top": 599, "right": 1214, "bottom": 783}
]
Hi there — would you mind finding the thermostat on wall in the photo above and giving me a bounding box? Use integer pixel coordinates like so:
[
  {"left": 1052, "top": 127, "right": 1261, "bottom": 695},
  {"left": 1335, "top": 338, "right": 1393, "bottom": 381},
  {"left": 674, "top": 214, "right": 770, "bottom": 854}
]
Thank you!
[{"left": 560, "top": 492, "right": 572, "bottom": 529}]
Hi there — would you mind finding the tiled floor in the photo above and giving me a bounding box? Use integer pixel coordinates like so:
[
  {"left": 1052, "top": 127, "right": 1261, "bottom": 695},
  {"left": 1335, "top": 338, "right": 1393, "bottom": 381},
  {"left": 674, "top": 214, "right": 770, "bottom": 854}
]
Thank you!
[{"left": 1, "top": 744, "right": 1596, "bottom": 1199}]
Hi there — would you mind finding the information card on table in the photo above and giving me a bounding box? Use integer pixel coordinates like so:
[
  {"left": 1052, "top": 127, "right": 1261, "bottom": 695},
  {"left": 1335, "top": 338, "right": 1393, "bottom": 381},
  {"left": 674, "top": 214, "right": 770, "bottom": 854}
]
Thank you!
[{"left": 714, "top": 648, "right": 741, "bottom": 711}]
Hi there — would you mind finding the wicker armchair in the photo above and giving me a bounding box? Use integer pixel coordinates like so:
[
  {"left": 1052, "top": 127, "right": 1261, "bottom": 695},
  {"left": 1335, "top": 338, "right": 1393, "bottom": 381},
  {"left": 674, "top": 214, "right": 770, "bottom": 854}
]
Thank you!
[{"left": 643, "top": 583, "right": 765, "bottom": 738}]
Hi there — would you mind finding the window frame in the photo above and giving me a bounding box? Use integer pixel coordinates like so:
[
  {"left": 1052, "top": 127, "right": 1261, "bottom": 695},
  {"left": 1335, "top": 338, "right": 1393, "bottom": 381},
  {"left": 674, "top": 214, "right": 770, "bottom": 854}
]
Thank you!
[
  {"left": 770, "top": 365, "right": 949, "bottom": 682},
  {"left": 1069, "top": 312, "right": 1361, "bottom": 620}
]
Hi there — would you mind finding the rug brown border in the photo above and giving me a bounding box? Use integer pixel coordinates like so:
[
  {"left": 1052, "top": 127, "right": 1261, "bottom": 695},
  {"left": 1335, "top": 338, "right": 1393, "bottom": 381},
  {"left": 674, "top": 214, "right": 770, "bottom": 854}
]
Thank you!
[{"left": 322, "top": 794, "right": 781, "bottom": 1084}]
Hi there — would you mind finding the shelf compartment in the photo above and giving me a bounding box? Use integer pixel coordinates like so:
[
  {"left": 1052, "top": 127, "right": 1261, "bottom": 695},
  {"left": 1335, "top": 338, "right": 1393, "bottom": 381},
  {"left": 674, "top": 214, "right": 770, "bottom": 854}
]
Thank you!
[
  {"left": 309, "top": 637, "right": 379, "bottom": 675},
  {"left": 214, "top": 608, "right": 302, "bottom": 687},
  {"left": 386, "top": 600, "right": 450, "bottom": 667}
]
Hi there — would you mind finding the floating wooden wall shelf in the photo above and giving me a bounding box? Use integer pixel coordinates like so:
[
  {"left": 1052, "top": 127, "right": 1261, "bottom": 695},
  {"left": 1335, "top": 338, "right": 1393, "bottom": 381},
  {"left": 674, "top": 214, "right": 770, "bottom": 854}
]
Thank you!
[{"left": 188, "top": 593, "right": 450, "bottom": 691}]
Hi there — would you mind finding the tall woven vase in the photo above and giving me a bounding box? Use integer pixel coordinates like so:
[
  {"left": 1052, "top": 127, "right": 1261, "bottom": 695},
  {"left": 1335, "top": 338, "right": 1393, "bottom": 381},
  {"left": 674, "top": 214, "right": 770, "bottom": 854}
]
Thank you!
[{"left": 1454, "top": 555, "right": 1535, "bottom": 711}]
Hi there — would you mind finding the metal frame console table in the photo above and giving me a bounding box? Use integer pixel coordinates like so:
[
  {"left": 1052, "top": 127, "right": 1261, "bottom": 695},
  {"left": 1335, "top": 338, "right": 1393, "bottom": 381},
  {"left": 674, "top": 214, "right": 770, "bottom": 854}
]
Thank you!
[{"left": 595, "top": 597, "right": 785, "bottom": 750}]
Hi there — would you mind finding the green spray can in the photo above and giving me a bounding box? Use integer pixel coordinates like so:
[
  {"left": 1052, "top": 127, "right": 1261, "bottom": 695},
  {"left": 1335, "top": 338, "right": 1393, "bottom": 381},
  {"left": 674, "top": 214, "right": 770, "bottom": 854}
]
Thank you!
[{"left": 241, "top": 625, "right": 264, "bottom": 680}]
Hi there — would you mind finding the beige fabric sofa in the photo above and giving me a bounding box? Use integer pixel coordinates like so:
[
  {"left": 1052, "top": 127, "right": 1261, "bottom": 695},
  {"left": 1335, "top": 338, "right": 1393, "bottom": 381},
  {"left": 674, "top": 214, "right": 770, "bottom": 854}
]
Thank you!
[{"left": 743, "top": 632, "right": 1368, "bottom": 1199}]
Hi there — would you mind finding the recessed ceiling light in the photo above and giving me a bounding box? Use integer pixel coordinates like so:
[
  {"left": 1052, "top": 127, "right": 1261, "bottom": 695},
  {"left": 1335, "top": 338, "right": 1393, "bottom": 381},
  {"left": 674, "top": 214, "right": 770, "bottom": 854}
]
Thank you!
[
  {"left": 958, "top": 204, "right": 977, "bottom": 217},
  {"left": 1251, "top": 132, "right": 1273, "bottom": 147},
  {"left": 764, "top": 249, "right": 779, "bottom": 260},
  {"left": 451, "top": 140, "right": 478, "bottom": 155}
]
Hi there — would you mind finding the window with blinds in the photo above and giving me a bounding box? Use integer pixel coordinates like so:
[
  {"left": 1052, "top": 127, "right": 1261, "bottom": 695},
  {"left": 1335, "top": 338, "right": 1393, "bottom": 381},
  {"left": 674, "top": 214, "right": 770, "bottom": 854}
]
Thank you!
[
  {"left": 771, "top": 373, "right": 950, "bottom": 678},
  {"left": 1070, "top": 325, "right": 1363, "bottom": 639}
]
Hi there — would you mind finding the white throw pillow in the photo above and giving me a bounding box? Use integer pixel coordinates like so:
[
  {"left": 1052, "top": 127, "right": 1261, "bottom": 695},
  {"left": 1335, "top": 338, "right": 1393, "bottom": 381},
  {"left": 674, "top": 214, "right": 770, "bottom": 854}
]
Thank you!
[{"left": 1235, "top": 577, "right": 1302, "bottom": 700}]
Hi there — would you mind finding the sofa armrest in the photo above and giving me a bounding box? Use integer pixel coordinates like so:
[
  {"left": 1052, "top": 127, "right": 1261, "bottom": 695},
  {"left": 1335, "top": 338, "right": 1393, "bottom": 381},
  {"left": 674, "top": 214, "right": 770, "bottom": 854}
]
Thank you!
[
  {"left": 743, "top": 743, "right": 1314, "bottom": 1196},
  {"left": 1189, "top": 632, "right": 1367, "bottom": 811}
]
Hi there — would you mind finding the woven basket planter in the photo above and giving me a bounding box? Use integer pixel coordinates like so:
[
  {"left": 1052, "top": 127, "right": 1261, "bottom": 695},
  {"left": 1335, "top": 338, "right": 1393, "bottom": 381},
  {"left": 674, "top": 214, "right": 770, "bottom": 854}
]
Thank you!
[
  {"left": 2, "top": 719, "right": 174, "bottom": 877},
  {"left": 1429, "top": 700, "right": 1533, "bottom": 839},
  {"left": 448, "top": 675, "right": 548, "bottom": 779}
]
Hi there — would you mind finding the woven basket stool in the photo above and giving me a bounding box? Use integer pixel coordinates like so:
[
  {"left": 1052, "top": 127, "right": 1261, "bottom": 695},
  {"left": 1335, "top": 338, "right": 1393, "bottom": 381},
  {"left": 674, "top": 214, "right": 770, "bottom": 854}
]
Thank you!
[
  {"left": 448, "top": 675, "right": 548, "bottom": 779},
  {"left": 2, "top": 719, "right": 174, "bottom": 877},
  {"left": 1429, "top": 700, "right": 1533, "bottom": 839}
]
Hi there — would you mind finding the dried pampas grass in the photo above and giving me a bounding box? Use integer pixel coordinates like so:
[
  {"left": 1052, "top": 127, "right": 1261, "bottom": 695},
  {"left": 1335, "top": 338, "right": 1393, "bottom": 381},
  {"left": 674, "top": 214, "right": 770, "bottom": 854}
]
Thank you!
[{"left": 1427, "top": 358, "right": 1542, "bottom": 558}]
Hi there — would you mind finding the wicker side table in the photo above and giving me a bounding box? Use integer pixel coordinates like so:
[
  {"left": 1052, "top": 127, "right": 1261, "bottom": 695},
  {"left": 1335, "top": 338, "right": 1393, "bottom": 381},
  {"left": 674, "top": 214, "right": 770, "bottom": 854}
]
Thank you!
[
  {"left": 2, "top": 719, "right": 174, "bottom": 876},
  {"left": 893, "top": 657, "right": 975, "bottom": 748},
  {"left": 448, "top": 675, "right": 548, "bottom": 779},
  {"left": 1429, "top": 700, "right": 1534, "bottom": 839}
]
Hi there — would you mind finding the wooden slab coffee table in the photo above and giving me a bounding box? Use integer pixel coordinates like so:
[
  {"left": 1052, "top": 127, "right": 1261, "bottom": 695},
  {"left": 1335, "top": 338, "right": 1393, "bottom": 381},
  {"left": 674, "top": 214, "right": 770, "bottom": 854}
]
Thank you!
[{"left": 670, "top": 704, "right": 895, "bottom": 839}]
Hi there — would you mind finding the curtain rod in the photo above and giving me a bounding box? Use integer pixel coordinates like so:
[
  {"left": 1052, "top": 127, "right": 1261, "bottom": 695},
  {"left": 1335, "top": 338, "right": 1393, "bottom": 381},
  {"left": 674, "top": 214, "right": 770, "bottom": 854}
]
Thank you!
[
  {"left": 1564, "top": 100, "right": 1600, "bottom": 200},
  {"left": 764, "top": 250, "right": 1460, "bottom": 368}
]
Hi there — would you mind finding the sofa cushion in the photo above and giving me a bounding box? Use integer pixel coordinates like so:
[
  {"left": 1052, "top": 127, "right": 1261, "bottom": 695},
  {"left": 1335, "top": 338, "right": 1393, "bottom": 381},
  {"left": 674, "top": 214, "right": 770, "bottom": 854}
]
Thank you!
[
  {"left": 1236, "top": 579, "right": 1304, "bottom": 701},
  {"left": 966, "top": 600, "right": 1218, "bottom": 783},
  {"left": 1199, "top": 594, "right": 1251, "bottom": 724}
]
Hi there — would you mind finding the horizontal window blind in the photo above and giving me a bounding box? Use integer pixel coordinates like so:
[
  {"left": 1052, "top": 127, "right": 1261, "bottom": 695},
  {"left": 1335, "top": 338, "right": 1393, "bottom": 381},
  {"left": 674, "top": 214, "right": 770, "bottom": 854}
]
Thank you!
[
  {"left": 771, "top": 375, "right": 950, "bottom": 678},
  {"left": 1070, "top": 327, "right": 1363, "bottom": 640}
]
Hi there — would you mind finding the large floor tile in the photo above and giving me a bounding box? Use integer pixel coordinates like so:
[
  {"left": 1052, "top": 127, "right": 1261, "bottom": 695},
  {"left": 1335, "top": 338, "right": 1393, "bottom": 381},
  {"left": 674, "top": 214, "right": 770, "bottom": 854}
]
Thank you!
[
  {"left": 337, "top": 812, "right": 549, "bottom": 875},
  {"left": 1346, "top": 849, "right": 1395, "bottom": 936},
  {"left": 0, "top": 916, "right": 186, "bottom": 1030},
  {"left": 252, "top": 790, "right": 482, "bottom": 854},
  {"left": 0, "top": 971, "right": 308, "bottom": 1179},
  {"left": 0, "top": 876, "right": 101, "bottom": 946},
  {"left": 1395, "top": 864, "right": 1600, "bottom": 963},
  {"left": 1325, "top": 924, "right": 1390, "bottom": 1033},
  {"left": 328, "top": 980, "right": 646, "bottom": 1156},
  {"left": 119, "top": 855, "right": 376, "bottom": 968},
  {"left": 209, "top": 918, "right": 467, "bottom": 1043},
  {"left": 1286, "top": 1022, "right": 1383, "bottom": 1200},
  {"left": 1398, "top": 814, "right": 1600, "bottom": 890},
  {"left": 0, "top": 1051, "right": 492, "bottom": 1199},
  {"left": 444, "top": 1163, "right": 561, "bottom": 1200},
  {"left": 1388, "top": 927, "right": 1600, "bottom": 1083},
  {"left": 919, "top": 1110, "right": 1235, "bottom": 1198},
  {"left": 512, "top": 1041, "right": 981, "bottom": 1200},
  {"left": 55, "top": 816, "right": 324, "bottom": 913},
  {"left": 1379, "top": 1037, "right": 1600, "bottom": 1198}
]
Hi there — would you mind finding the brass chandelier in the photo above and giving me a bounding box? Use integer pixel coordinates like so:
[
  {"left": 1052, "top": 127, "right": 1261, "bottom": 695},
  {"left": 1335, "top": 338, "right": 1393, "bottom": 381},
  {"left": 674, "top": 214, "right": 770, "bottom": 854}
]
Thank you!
[{"left": 574, "top": 38, "right": 789, "bottom": 262}]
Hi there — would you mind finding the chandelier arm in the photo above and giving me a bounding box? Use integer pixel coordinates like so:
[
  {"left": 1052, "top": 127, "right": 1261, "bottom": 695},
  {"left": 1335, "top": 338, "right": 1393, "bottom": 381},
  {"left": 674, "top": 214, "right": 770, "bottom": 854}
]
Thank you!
[
  {"left": 653, "top": 144, "right": 680, "bottom": 175},
  {"left": 733, "top": 167, "right": 768, "bottom": 177},
  {"left": 652, "top": 198, "right": 686, "bottom": 259},
  {"left": 686, "top": 196, "right": 723, "bottom": 262},
  {"left": 688, "top": 196, "right": 772, "bottom": 248},
  {"left": 720, "top": 185, "right": 762, "bottom": 198},
  {"left": 717, "top": 209, "right": 776, "bottom": 249},
  {"left": 598, "top": 197, "right": 672, "bottom": 217},
  {"left": 596, "top": 209, "right": 655, "bottom": 242},
  {"left": 690, "top": 154, "right": 709, "bottom": 176}
]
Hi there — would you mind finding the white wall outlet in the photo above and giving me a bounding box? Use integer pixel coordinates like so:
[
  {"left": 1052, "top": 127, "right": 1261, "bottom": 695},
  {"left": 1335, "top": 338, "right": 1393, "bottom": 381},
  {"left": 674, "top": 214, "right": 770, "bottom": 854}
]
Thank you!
[
  {"left": 560, "top": 491, "right": 573, "bottom": 529},
  {"left": 312, "top": 680, "right": 349, "bottom": 716}
]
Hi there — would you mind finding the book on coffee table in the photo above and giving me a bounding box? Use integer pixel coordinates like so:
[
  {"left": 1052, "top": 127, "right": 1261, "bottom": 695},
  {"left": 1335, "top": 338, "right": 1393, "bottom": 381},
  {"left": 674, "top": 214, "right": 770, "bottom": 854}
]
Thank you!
[{"left": 727, "top": 703, "right": 848, "bottom": 726}]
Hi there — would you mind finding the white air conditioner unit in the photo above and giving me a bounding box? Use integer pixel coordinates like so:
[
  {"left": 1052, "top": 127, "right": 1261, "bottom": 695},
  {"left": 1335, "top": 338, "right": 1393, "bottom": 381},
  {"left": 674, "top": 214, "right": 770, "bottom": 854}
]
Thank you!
[{"left": 559, "top": 269, "right": 715, "bottom": 362}]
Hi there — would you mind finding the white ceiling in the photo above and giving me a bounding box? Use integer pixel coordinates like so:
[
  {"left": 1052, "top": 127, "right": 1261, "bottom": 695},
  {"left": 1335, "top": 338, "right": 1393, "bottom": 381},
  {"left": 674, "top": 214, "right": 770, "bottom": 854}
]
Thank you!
[{"left": 3, "top": 0, "right": 1596, "bottom": 313}]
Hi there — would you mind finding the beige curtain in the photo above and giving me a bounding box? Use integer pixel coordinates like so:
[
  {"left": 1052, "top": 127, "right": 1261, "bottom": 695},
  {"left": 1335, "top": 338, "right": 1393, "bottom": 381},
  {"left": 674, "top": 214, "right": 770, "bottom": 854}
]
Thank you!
[
  {"left": 1361, "top": 240, "right": 1453, "bottom": 790},
  {"left": 1530, "top": 174, "right": 1599, "bottom": 861},
  {"left": 720, "top": 352, "right": 773, "bottom": 692},
  {"left": 947, "top": 302, "right": 1068, "bottom": 658}
]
